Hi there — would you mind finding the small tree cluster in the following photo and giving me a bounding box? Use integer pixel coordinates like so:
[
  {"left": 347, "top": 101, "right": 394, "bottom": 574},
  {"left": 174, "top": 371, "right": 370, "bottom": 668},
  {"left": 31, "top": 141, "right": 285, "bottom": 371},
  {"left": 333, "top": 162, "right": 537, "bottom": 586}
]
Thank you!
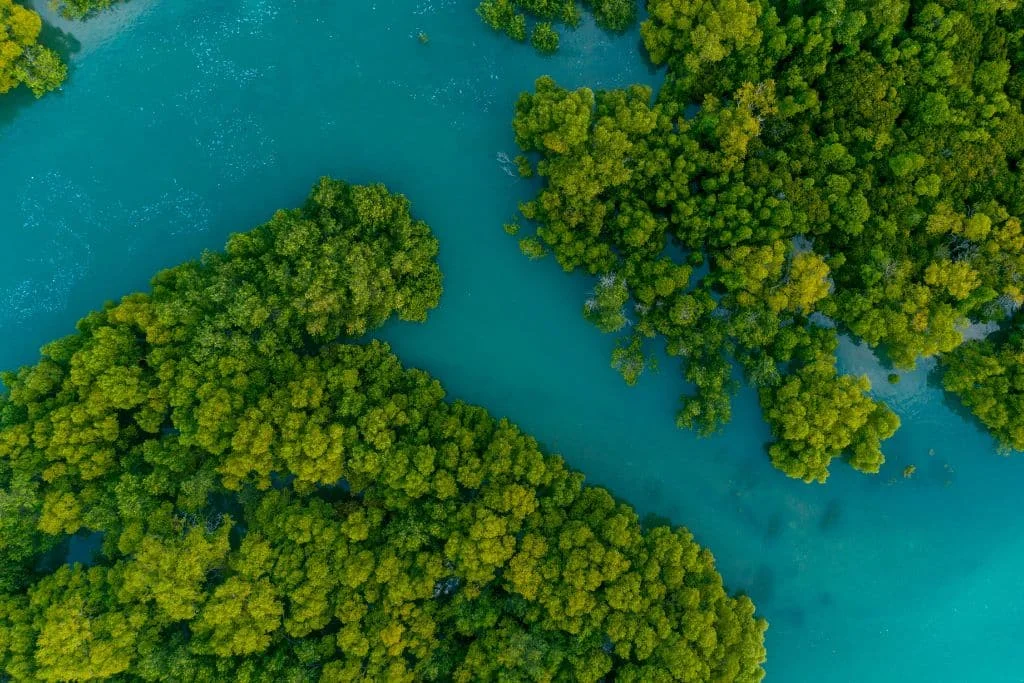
[{"left": 477, "top": 0, "right": 636, "bottom": 54}]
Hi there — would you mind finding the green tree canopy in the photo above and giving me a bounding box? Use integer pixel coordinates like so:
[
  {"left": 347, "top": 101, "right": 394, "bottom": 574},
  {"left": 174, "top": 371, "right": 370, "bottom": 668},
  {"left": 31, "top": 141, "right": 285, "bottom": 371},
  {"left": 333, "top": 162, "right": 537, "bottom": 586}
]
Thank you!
[
  {"left": 0, "top": 178, "right": 766, "bottom": 680},
  {"left": 51, "top": 0, "right": 121, "bottom": 20},
  {"left": 477, "top": 0, "right": 637, "bottom": 54},
  {"left": 0, "top": 0, "right": 65, "bottom": 98},
  {"left": 509, "top": 0, "right": 1024, "bottom": 479},
  {"left": 941, "top": 312, "right": 1024, "bottom": 451}
]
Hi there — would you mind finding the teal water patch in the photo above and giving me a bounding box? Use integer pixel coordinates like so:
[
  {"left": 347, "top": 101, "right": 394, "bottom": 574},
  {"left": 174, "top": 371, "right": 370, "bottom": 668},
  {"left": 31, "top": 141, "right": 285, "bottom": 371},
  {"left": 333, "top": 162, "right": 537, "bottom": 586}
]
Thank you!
[{"left": 2, "top": 2, "right": 1022, "bottom": 680}]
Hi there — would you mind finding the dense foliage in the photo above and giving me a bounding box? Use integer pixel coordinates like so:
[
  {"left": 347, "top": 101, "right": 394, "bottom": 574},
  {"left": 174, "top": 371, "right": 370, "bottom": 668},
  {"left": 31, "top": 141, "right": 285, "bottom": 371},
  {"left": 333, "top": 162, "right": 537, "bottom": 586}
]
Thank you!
[
  {"left": 0, "top": 178, "right": 766, "bottom": 680},
  {"left": 510, "top": 0, "right": 1024, "bottom": 481},
  {"left": 0, "top": 0, "right": 65, "bottom": 98},
  {"left": 51, "top": 0, "right": 121, "bottom": 20},
  {"left": 942, "top": 312, "right": 1024, "bottom": 450},
  {"left": 477, "top": 0, "right": 636, "bottom": 53}
]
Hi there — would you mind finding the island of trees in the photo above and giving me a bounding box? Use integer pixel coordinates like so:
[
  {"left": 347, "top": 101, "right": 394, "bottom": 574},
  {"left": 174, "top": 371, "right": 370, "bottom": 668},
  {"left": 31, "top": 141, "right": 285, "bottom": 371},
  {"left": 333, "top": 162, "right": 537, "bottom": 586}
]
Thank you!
[
  {"left": 477, "top": 0, "right": 636, "bottom": 54},
  {"left": 0, "top": 179, "right": 767, "bottom": 681},
  {"left": 53, "top": 0, "right": 122, "bottom": 20},
  {"left": 509, "top": 0, "right": 1024, "bottom": 481}
]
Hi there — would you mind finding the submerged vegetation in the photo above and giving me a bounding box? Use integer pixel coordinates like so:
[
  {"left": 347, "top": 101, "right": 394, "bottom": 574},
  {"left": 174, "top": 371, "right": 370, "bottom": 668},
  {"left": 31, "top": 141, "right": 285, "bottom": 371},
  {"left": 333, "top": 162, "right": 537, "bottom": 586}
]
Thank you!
[
  {"left": 509, "top": 0, "right": 1024, "bottom": 481},
  {"left": 477, "top": 0, "right": 636, "bottom": 53},
  {"left": 0, "top": 179, "right": 766, "bottom": 680}
]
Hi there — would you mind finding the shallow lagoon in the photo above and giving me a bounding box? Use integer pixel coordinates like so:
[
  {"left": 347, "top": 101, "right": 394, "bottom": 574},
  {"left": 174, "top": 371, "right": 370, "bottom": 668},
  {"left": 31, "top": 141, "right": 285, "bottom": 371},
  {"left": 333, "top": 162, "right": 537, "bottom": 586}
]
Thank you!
[{"left": 2, "top": 1, "right": 1022, "bottom": 680}]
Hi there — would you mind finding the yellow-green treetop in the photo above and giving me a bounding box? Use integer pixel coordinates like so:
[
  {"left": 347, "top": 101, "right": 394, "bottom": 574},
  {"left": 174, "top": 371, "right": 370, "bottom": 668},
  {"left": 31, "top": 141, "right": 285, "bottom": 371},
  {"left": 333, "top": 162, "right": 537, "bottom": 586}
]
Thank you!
[{"left": 0, "top": 0, "right": 65, "bottom": 97}]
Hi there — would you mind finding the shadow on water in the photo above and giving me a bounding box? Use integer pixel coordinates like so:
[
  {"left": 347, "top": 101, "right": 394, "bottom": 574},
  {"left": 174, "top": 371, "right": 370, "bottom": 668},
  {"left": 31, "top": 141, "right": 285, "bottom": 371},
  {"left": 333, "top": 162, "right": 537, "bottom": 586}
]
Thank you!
[
  {"left": 38, "top": 16, "right": 83, "bottom": 62},
  {"left": 640, "top": 475, "right": 663, "bottom": 506},
  {"left": 66, "top": 530, "right": 103, "bottom": 564},
  {"left": 727, "top": 459, "right": 788, "bottom": 543},
  {"left": 734, "top": 564, "right": 777, "bottom": 607},
  {"left": 0, "top": 19, "right": 81, "bottom": 132},
  {"left": 750, "top": 565, "right": 776, "bottom": 604},
  {"left": 929, "top": 364, "right": 1002, "bottom": 444},
  {"left": 640, "top": 511, "right": 672, "bottom": 531},
  {"left": 762, "top": 512, "right": 783, "bottom": 544},
  {"left": 35, "top": 530, "right": 104, "bottom": 573},
  {"left": 0, "top": 86, "right": 39, "bottom": 132},
  {"left": 732, "top": 495, "right": 769, "bottom": 540},
  {"left": 637, "top": 37, "right": 661, "bottom": 75},
  {"left": 729, "top": 455, "right": 760, "bottom": 496},
  {"left": 818, "top": 498, "right": 843, "bottom": 533},
  {"left": 773, "top": 605, "right": 807, "bottom": 629},
  {"left": 864, "top": 340, "right": 900, "bottom": 372},
  {"left": 931, "top": 365, "right": 1010, "bottom": 467}
]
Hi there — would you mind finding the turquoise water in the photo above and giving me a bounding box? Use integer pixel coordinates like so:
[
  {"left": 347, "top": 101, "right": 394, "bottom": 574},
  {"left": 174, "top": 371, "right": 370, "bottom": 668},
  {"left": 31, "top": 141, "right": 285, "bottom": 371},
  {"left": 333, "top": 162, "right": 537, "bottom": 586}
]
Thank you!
[{"left": 2, "top": 1, "right": 1022, "bottom": 680}]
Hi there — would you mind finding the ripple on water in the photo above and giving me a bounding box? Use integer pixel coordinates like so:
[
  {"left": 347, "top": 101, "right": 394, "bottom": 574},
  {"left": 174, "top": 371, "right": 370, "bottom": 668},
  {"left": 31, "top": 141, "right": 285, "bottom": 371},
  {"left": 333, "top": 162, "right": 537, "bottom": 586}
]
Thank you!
[
  {"left": 413, "top": 0, "right": 461, "bottom": 15},
  {"left": 1, "top": 172, "right": 215, "bottom": 332},
  {"left": 386, "top": 67, "right": 500, "bottom": 128},
  {"left": 2, "top": 173, "right": 96, "bottom": 328},
  {"left": 122, "top": 180, "right": 213, "bottom": 253}
]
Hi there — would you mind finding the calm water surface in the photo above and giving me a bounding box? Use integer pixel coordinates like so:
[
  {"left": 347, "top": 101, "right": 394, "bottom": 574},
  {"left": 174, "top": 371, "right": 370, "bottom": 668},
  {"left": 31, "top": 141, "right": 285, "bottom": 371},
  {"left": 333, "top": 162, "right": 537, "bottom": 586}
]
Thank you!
[{"left": 2, "top": 2, "right": 1022, "bottom": 680}]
